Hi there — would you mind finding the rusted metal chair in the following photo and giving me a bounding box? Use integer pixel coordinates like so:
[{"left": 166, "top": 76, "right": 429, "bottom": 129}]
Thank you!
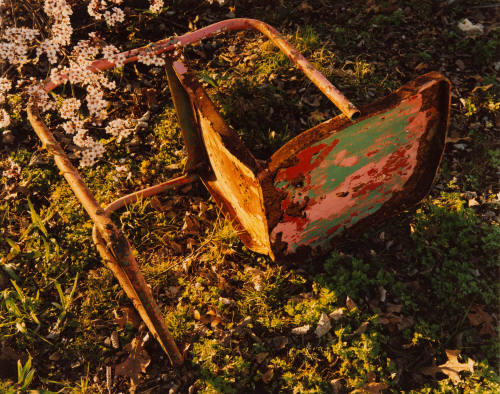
[{"left": 28, "top": 19, "right": 450, "bottom": 365}]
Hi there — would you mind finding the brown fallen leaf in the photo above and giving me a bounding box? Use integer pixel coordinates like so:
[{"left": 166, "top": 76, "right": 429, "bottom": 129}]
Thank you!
[
  {"left": 315, "top": 312, "right": 331, "bottom": 337},
  {"left": 346, "top": 296, "right": 358, "bottom": 311},
  {"left": 330, "top": 378, "right": 344, "bottom": 393},
  {"left": 329, "top": 308, "right": 345, "bottom": 321},
  {"left": 168, "top": 240, "right": 183, "bottom": 254},
  {"left": 397, "top": 315, "right": 414, "bottom": 331},
  {"left": 421, "top": 349, "right": 475, "bottom": 385},
  {"left": 353, "top": 321, "right": 369, "bottom": 335},
  {"left": 255, "top": 352, "right": 269, "bottom": 364},
  {"left": 182, "top": 212, "right": 200, "bottom": 235},
  {"left": 353, "top": 382, "right": 389, "bottom": 393},
  {"left": 291, "top": 324, "right": 310, "bottom": 335},
  {"left": 115, "top": 337, "right": 151, "bottom": 390},
  {"left": 113, "top": 306, "right": 141, "bottom": 329},
  {"left": 271, "top": 336, "right": 289, "bottom": 350},
  {"left": 149, "top": 197, "right": 164, "bottom": 211},
  {"left": 468, "top": 305, "right": 495, "bottom": 337},
  {"left": 308, "top": 109, "right": 328, "bottom": 123},
  {"left": 262, "top": 367, "right": 274, "bottom": 384},
  {"left": 298, "top": 1, "right": 313, "bottom": 12},
  {"left": 386, "top": 303, "right": 402, "bottom": 313}
]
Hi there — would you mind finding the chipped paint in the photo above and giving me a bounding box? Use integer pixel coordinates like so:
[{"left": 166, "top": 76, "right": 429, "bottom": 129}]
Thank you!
[{"left": 271, "top": 93, "right": 435, "bottom": 254}]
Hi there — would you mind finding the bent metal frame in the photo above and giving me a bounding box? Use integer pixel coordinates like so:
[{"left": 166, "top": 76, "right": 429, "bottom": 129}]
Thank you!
[{"left": 28, "top": 18, "right": 451, "bottom": 365}]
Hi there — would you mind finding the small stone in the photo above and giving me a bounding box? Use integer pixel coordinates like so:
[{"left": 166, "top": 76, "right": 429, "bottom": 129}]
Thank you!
[{"left": 2, "top": 129, "right": 14, "bottom": 144}]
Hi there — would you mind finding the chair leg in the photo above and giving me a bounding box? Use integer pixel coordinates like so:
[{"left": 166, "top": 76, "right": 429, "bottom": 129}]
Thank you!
[{"left": 92, "top": 225, "right": 184, "bottom": 365}]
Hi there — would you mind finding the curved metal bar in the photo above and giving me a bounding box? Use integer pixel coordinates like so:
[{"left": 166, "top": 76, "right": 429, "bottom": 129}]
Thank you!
[
  {"left": 104, "top": 174, "right": 198, "bottom": 215},
  {"left": 43, "top": 18, "right": 359, "bottom": 119}
]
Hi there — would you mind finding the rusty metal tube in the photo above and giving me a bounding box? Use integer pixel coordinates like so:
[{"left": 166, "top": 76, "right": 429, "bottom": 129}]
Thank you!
[
  {"left": 43, "top": 19, "right": 360, "bottom": 119},
  {"left": 104, "top": 174, "right": 198, "bottom": 215},
  {"left": 27, "top": 100, "right": 184, "bottom": 366}
]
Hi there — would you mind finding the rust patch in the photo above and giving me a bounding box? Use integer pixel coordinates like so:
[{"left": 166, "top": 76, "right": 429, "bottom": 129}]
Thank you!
[{"left": 176, "top": 67, "right": 273, "bottom": 258}]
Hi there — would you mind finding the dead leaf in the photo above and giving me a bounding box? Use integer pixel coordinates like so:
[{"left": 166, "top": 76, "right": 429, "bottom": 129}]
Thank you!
[
  {"left": 255, "top": 352, "right": 269, "bottom": 364},
  {"left": 329, "top": 308, "right": 345, "bottom": 320},
  {"left": 457, "top": 18, "right": 484, "bottom": 35},
  {"left": 397, "top": 315, "right": 414, "bottom": 331},
  {"left": 115, "top": 337, "right": 151, "bottom": 389},
  {"left": 386, "top": 303, "right": 402, "bottom": 313},
  {"left": 353, "top": 382, "right": 389, "bottom": 393},
  {"left": 468, "top": 198, "right": 480, "bottom": 207},
  {"left": 245, "top": 266, "right": 265, "bottom": 291},
  {"left": 315, "top": 312, "right": 331, "bottom": 337},
  {"left": 330, "top": 378, "right": 344, "bottom": 393},
  {"left": 298, "top": 2, "right": 313, "bottom": 12},
  {"left": 182, "top": 212, "right": 200, "bottom": 235},
  {"left": 168, "top": 240, "right": 183, "bottom": 254},
  {"left": 421, "top": 349, "right": 475, "bottom": 385},
  {"left": 346, "top": 296, "right": 358, "bottom": 311},
  {"left": 455, "top": 59, "right": 465, "bottom": 70},
  {"left": 291, "top": 324, "right": 310, "bottom": 335},
  {"left": 354, "top": 321, "right": 369, "bottom": 335},
  {"left": 168, "top": 286, "right": 180, "bottom": 297},
  {"left": 111, "top": 331, "right": 120, "bottom": 349},
  {"left": 186, "top": 237, "right": 197, "bottom": 250},
  {"left": 302, "top": 94, "right": 321, "bottom": 107},
  {"left": 308, "top": 109, "right": 327, "bottom": 123},
  {"left": 262, "top": 367, "right": 274, "bottom": 384},
  {"left": 415, "top": 62, "right": 428, "bottom": 72},
  {"left": 218, "top": 297, "right": 233, "bottom": 305},
  {"left": 271, "top": 336, "right": 289, "bottom": 350},
  {"left": 150, "top": 197, "right": 164, "bottom": 211},
  {"left": 198, "top": 201, "right": 209, "bottom": 220},
  {"left": 114, "top": 306, "right": 141, "bottom": 329},
  {"left": 468, "top": 305, "right": 495, "bottom": 337}
]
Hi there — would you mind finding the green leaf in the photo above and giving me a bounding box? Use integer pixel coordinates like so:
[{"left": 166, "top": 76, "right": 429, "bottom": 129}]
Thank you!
[
  {"left": 11, "top": 280, "right": 26, "bottom": 303},
  {"left": 67, "top": 274, "right": 79, "bottom": 306},
  {"left": 198, "top": 74, "right": 219, "bottom": 88},
  {"left": 21, "top": 368, "right": 35, "bottom": 390},
  {"left": 27, "top": 198, "right": 48, "bottom": 238},
  {"left": 2, "top": 263, "right": 19, "bottom": 281},
  {"left": 5, "top": 297, "right": 22, "bottom": 317},
  {"left": 24, "top": 356, "right": 32, "bottom": 376},
  {"left": 17, "top": 359, "right": 23, "bottom": 384},
  {"left": 54, "top": 282, "right": 65, "bottom": 310},
  {"left": 42, "top": 236, "right": 50, "bottom": 263},
  {"left": 5, "top": 237, "right": 21, "bottom": 255}
]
